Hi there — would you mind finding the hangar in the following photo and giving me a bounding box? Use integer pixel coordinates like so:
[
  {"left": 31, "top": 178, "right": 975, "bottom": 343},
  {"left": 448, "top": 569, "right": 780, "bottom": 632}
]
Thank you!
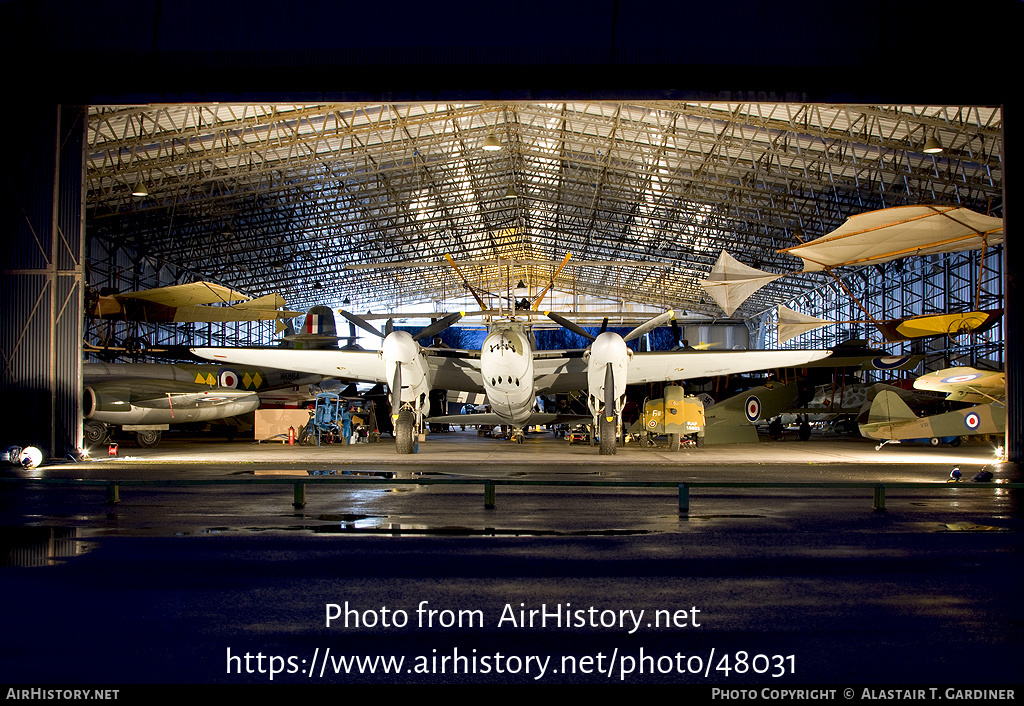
[
  {"left": 2, "top": 0, "right": 1022, "bottom": 688},
  {"left": 0, "top": 1, "right": 1017, "bottom": 464}
]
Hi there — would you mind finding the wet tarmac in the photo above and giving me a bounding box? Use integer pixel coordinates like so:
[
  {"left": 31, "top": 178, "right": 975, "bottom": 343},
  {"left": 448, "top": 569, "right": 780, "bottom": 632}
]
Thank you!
[{"left": 2, "top": 431, "right": 1021, "bottom": 686}]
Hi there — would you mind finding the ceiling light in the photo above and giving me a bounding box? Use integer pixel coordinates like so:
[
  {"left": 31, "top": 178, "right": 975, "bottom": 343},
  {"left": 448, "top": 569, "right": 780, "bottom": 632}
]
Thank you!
[
  {"left": 505, "top": 185, "right": 516, "bottom": 197},
  {"left": 515, "top": 279, "right": 527, "bottom": 291},
  {"left": 131, "top": 182, "right": 149, "bottom": 197},
  {"left": 482, "top": 133, "right": 502, "bottom": 151},
  {"left": 923, "top": 133, "right": 943, "bottom": 154}
]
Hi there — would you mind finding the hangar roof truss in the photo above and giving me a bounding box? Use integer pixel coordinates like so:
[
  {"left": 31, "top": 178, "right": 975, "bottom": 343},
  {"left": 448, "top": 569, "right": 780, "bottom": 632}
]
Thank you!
[{"left": 86, "top": 102, "right": 1002, "bottom": 320}]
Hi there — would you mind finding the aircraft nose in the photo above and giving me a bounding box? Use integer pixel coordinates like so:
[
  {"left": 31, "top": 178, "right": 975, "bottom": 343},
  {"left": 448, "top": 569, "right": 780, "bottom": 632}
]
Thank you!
[{"left": 381, "top": 330, "right": 417, "bottom": 362}]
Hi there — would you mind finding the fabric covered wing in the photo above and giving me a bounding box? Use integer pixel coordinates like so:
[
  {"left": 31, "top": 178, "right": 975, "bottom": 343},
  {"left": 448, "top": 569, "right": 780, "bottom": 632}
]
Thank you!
[
  {"left": 120, "top": 281, "right": 249, "bottom": 306},
  {"left": 780, "top": 205, "right": 1004, "bottom": 272},
  {"left": 627, "top": 349, "right": 832, "bottom": 384}
]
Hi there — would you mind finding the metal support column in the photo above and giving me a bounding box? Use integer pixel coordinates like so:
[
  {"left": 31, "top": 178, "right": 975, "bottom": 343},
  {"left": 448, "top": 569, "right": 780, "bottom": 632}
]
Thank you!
[
  {"left": 0, "top": 105, "right": 86, "bottom": 459},
  {"left": 1003, "top": 103, "right": 1022, "bottom": 471}
]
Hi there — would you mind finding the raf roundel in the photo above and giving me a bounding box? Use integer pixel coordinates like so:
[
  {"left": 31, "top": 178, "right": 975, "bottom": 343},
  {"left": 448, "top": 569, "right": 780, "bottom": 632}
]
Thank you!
[
  {"left": 942, "top": 373, "right": 983, "bottom": 384},
  {"left": 964, "top": 412, "right": 982, "bottom": 430},
  {"left": 744, "top": 395, "right": 762, "bottom": 423},
  {"left": 218, "top": 368, "right": 239, "bottom": 389},
  {"left": 872, "top": 355, "right": 913, "bottom": 370}
]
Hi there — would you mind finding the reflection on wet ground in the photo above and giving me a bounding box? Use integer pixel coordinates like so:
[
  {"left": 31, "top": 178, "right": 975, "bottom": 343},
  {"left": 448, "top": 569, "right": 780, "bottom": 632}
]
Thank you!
[
  {"left": 2, "top": 434, "right": 1021, "bottom": 557},
  {"left": 0, "top": 526, "right": 95, "bottom": 567},
  {"left": 2, "top": 435, "right": 1022, "bottom": 684}
]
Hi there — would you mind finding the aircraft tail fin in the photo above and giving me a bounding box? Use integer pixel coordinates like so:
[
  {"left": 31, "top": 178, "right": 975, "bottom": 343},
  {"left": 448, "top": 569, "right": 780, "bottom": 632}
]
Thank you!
[
  {"left": 866, "top": 390, "right": 918, "bottom": 425},
  {"left": 299, "top": 306, "right": 338, "bottom": 337}
]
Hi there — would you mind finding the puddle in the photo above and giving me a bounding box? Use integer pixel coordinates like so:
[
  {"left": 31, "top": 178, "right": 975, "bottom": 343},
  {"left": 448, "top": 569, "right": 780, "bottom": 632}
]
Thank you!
[{"left": 0, "top": 527, "right": 94, "bottom": 567}]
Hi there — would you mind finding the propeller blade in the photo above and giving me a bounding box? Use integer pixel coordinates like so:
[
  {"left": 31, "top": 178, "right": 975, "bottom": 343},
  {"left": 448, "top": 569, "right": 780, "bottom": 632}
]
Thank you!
[
  {"left": 411, "top": 311, "right": 464, "bottom": 342},
  {"left": 391, "top": 363, "right": 402, "bottom": 418},
  {"left": 545, "top": 311, "right": 596, "bottom": 342},
  {"left": 624, "top": 310, "right": 675, "bottom": 343},
  {"left": 444, "top": 254, "right": 489, "bottom": 310},
  {"left": 530, "top": 253, "right": 572, "bottom": 310},
  {"left": 604, "top": 363, "right": 615, "bottom": 422},
  {"left": 339, "top": 310, "right": 385, "bottom": 338},
  {"left": 600, "top": 317, "right": 608, "bottom": 334},
  {"left": 385, "top": 318, "right": 394, "bottom": 336},
  {"left": 670, "top": 318, "right": 682, "bottom": 349}
]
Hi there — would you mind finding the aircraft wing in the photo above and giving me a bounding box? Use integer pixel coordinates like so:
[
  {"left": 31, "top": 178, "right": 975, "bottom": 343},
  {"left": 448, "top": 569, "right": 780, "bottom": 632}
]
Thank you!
[
  {"left": 118, "top": 281, "right": 250, "bottom": 306},
  {"left": 423, "top": 350, "right": 486, "bottom": 392},
  {"left": 913, "top": 367, "right": 1006, "bottom": 403},
  {"left": 626, "top": 349, "right": 833, "bottom": 384},
  {"left": 173, "top": 305, "right": 304, "bottom": 323},
  {"left": 192, "top": 347, "right": 388, "bottom": 383},
  {"left": 132, "top": 390, "right": 259, "bottom": 409}
]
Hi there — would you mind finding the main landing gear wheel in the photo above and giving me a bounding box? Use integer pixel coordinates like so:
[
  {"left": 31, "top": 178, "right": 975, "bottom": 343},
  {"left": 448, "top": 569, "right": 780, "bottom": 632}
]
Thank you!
[
  {"left": 599, "top": 417, "right": 617, "bottom": 455},
  {"left": 83, "top": 421, "right": 107, "bottom": 445},
  {"left": 395, "top": 409, "right": 416, "bottom": 454},
  {"left": 135, "top": 430, "right": 162, "bottom": 448}
]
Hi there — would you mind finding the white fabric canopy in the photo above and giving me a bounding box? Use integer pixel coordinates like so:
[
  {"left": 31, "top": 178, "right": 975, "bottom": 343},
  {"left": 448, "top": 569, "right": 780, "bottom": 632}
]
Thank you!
[
  {"left": 700, "top": 251, "right": 782, "bottom": 317},
  {"left": 776, "top": 305, "right": 833, "bottom": 345},
  {"left": 779, "top": 205, "right": 1004, "bottom": 272}
]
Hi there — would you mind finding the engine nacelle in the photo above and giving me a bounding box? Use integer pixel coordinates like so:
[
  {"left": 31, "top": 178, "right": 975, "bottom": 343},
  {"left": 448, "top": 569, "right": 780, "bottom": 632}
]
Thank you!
[{"left": 381, "top": 330, "right": 431, "bottom": 414}]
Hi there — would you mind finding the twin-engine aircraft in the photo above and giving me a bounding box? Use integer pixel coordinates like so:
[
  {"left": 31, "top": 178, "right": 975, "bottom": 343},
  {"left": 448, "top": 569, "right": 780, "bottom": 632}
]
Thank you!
[{"left": 192, "top": 307, "right": 834, "bottom": 454}]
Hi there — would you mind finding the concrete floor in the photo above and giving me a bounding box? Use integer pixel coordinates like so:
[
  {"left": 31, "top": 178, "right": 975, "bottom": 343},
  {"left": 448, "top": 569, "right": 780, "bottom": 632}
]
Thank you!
[
  {"left": 2, "top": 431, "right": 1020, "bottom": 686},
  {"left": 79, "top": 426, "right": 1006, "bottom": 469}
]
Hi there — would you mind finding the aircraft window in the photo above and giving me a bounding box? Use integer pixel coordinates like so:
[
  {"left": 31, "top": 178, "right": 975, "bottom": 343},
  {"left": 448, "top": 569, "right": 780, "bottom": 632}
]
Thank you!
[
  {"left": 491, "top": 378, "right": 496, "bottom": 386},
  {"left": 515, "top": 379, "right": 520, "bottom": 386}
]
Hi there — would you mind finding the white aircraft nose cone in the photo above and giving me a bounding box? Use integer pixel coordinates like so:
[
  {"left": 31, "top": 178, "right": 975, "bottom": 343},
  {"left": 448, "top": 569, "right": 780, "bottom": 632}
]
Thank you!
[
  {"left": 591, "top": 331, "right": 628, "bottom": 361},
  {"left": 381, "top": 330, "right": 417, "bottom": 362}
]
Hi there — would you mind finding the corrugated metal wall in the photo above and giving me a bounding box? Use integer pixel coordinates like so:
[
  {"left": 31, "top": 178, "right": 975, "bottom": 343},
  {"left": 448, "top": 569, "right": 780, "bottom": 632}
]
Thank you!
[{"left": 0, "top": 105, "right": 86, "bottom": 458}]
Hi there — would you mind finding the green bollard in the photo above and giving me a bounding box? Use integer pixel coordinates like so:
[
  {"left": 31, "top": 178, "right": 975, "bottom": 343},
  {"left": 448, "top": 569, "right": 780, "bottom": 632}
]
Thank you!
[{"left": 873, "top": 485, "right": 886, "bottom": 512}]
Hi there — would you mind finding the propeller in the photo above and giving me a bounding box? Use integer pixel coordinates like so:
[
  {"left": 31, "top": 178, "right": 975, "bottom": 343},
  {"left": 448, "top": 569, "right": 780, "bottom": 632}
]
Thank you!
[
  {"left": 604, "top": 362, "right": 615, "bottom": 422},
  {"left": 391, "top": 362, "right": 402, "bottom": 420},
  {"left": 545, "top": 311, "right": 596, "bottom": 342},
  {"left": 339, "top": 310, "right": 386, "bottom": 338},
  {"left": 670, "top": 318, "right": 683, "bottom": 349},
  {"left": 411, "top": 311, "right": 464, "bottom": 342},
  {"left": 341, "top": 309, "right": 463, "bottom": 345},
  {"left": 623, "top": 310, "right": 675, "bottom": 342}
]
